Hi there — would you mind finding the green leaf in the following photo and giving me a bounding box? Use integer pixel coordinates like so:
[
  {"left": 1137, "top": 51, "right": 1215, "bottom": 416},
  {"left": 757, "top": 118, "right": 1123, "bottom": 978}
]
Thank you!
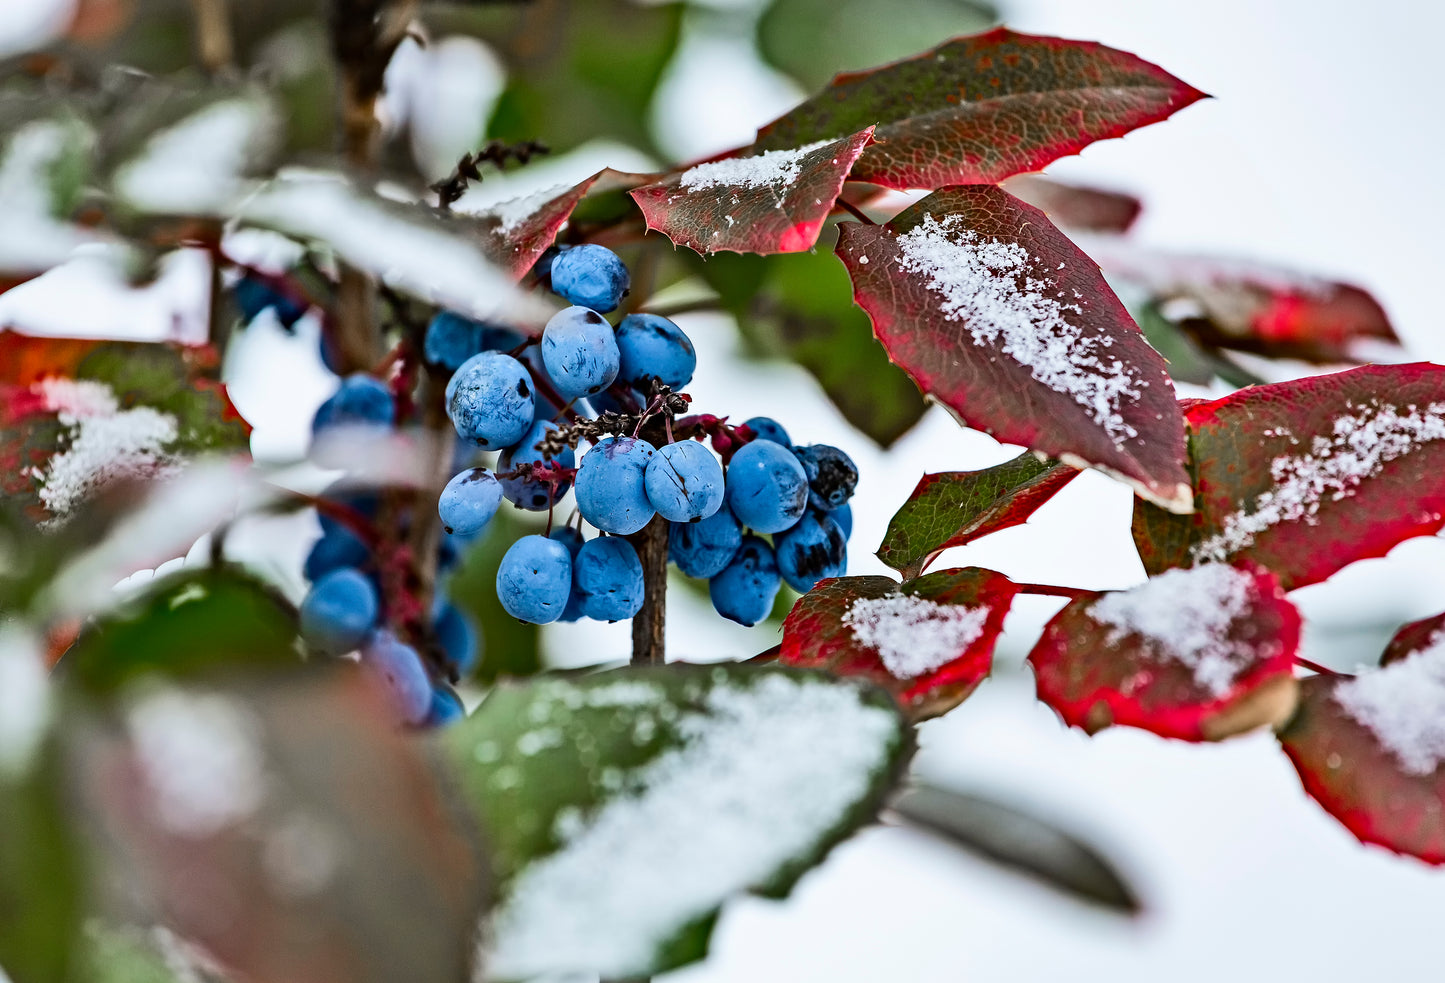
[
  {"left": 78, "top": 925, "right": 187, "bottom": 983},
  {"left": 58, "top": 567, "right": 300, "bottom": 697},
  {"left": 877, "top": 453, "right": 1080, "bottom": 579},
  {"left": 757, "top": 0, "right": 997, "bottom": 90},
  {"left": 446, "top": 664, "right": 911, "bottom": 980}
]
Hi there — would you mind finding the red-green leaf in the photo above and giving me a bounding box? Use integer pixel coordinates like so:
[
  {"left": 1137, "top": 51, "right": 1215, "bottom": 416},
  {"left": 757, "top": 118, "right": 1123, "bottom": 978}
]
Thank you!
[
  {"left": 752, "top": 28, "right": 1205, "bottom": 189},
  {"left": 1279, "top": 623, "right": 1445, "bottom": 863},
  {"left": 1003, "top": 176, "right": 1142, "bottom": 234},
  {"left": 1028, "top": 565, "right": 1300, "bottom": 741},
  {"left": 780, "top": 568, "right": 1018, "bottom": 721},
  {"left": 877, "top": 452, "right": 1079, "bottom": 579},
  {"left": 631, "top": 129, "right": 874, "bottom": 255},
  {"left": 837, "top": 185, "right": 1191, "bottom": 511},
  {"left": 1131, "top": 364, "right": 1445, "bottom": 591},
  {"left": 0, "top": 332, "right": 250, "bottom": 525},
  {"left": 1089, "top": 238, "right": 1399, "bottom": 363}
]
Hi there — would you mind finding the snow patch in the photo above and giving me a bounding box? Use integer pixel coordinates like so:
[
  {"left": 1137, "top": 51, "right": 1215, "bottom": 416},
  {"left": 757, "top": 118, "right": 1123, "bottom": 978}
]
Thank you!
[
  {"left": 482, "top": 184, "right": 569, "bottom": 235},
  {"left": 0, "top": 119, "right": 93, "bottom": 272},
  {"left": 485, "top": 673, "right": 897, "bottom": 979},
  {"left": 894, "top": 214, "right": 1141, "bottom": 443},
  {"left": 115, "top": 99, "right": 274, "bottom": 215},
  {"left": 1192, "top": 401, "right": 1445, "bottom": 563},
  {"left": 677, "top": 140, "right": 834, "bottom": 192},
  {"left": 842, "top": 594, "right": 990, "bottom": 679},
  {"left": 1335, "top": 632, "right": 1445, "bottom": 775},
  {"left": 1088, "top": 565, "right": 1259, "bottom": 697}
]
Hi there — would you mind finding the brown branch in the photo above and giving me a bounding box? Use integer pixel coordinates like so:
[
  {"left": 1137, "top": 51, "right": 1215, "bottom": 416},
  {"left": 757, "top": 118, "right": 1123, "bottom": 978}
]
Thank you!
[
  {"left": 187, "top": 0, "right": 235, "bottom": 75},
  {"left": 628, "top": 514, "right": 670, "bottom": 666}
]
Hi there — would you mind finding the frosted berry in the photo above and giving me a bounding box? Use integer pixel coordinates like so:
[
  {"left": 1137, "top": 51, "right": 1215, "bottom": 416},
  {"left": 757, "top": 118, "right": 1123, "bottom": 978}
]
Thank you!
[
  {"left": 425, "top": 310, "right": 523, "bottom": 372},
  {"left": 774, "top": 511, "right": 848, "bottom": 593},
  {"left": 550, "top": 244, "right": 630, "bottom": 313},
  {"left": 574, "top": 436, "right": 657, "bottom": 535},
  {"left": 644, "top": 440, "right": 724, "bottom": 522},
  {"left": 496, "top": 534, "right": 572, "bottom": 624},
  {"left": 794, "top": 443, "right": 858, "bottom": 511},
  {"left": 709, "top": 536, "right": 781, "bottom": 627},
  {"left": 446, "top": 351, "right": 535, "bottom": 449},
  {"left": 499, "top": 420, "right": 575, "bottom": 512},
  {"left": 669, "top": 503, "right": 742, "bottom": 579},
  {"left": 724, "top": 439, "right": 808, "bottom": 534},
  {"left": 439, "top": 467, "right": 503, "bottom": 536},
  {"left": 300, "top": 568, "right": 378, "bottom": 655},
  {"left": 615, "top": 313, "right": 696, "bottom": 391},
  {"left": 541, "top": 306, "right": 621, "bottom": 399},
  {"left": 573, "top": 536, "right": 645, "bottom": 621},
  {"left": 312, "top": 374, "right": 395, "bottom": 436},
  {"left": 742, "top": 416, "right": 790, "bottom": 446}
]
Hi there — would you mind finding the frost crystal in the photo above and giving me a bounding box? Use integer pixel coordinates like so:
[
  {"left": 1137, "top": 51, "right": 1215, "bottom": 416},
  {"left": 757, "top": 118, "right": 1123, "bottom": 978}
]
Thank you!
[
  {"left": 677, "top": 140, "right": 834, "bottom": 192},
  {"left": 1088, "top": 565, "right": 1258, "bottom": 697},
  {"left": 1335, "top": 633, "right": 1445, "bottom": 775},
  {"left": 1192, "top": 401, "right": 1445, "bottom": 563},
  {"left": 842, "top": 594, "right": 990, "bottom": 679},
  {"left": 894, "top": 214, "right": 1142, "bottom": 443},
  {"left": 486, "top": 674, "right": 897, "bottom": 979}
]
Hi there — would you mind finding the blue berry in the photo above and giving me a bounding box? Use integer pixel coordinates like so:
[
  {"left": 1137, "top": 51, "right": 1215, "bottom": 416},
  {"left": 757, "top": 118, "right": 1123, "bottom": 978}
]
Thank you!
[
  {"left": 794, "top": 444, "right": 858, "bottom": 511},
  {"left": 709, "top": 536, "right": 781, "bottom": 627},
  {"left": 233, "top": 275, "right": 307, "bottom": 328},
  {"left": 499, "top": 420, "right": 575, "bottom": 512},
  {"left": 424, "top": 684, "right": 467, "bottom": 727},
  {"left": 312, "top": 374, "right": 395, "bottom": 436},
  {"left": 831, "top": 501, "right": 853, "bottom": 539},
  {"left": 316, "top": 484, "right": 379, "bottom": 539},
  {"left": 304, "top": 527, "right": 370, "bottom": 581},
  {"left": 550, "top": 244, "right": 630, "bottom": 313},
  {"left": 300, "top": 568, "right": 379, "bottom": 654},
  {"left": 549, "top": 527, "right": 589, "bottom": 622},
  {"left": 439, "top": 467, "right": 503, "bottom": 536},
  {"left": 615, "top": 314, "right": 696, "bottom": 390},
  {"left": 743, "top": 416, "right": 790, "bottom": 446},
  {"left": 496, "top": 534, "right": 572, "bottom": 624},
  {"left": 425, "top": 311, "right": 524, "bottom": 372},
  {"left": 541, "top": 306, "right": 621, "bottom": 399},
  {"left": 363, "top": 631, "right": 432, "bottom": 725},
  {"left": 774, "top": 511, "right": 848, "bottom": 594},
  {"left": 446, "top": 352, "right": 535, "bottom": 449},
  {"left": 669, "top": 503, "right": 742, "bottom": 579},
  {"left": 724, "top": 439, "right": 809, "bottom": 534},
  {"left": 574, "top": 436, "right": 657, "bottom": 535},
  {"left": 573, "top": 536, "right": 645, "bottom": 621},
  {"left": 434, "top": 602, "right": 479, "bottom": 675},
  {"left": 587, "top": 387, "right": 641, "bottom": 417},
  {"left": 644, "top": 441, "right": 724, "bottom": 522}
]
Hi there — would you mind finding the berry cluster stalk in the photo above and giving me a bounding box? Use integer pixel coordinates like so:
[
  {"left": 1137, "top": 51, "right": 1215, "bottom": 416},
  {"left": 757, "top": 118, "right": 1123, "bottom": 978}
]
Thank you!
[{"left": 628, "top": 416, "right": 670, "bottom": 666}]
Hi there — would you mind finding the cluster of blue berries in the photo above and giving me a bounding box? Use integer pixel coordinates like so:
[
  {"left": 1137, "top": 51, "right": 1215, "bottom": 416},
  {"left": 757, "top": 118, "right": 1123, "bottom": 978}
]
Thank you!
[{"left": 436, "top": 243, "right": 859, "bottom": 629}]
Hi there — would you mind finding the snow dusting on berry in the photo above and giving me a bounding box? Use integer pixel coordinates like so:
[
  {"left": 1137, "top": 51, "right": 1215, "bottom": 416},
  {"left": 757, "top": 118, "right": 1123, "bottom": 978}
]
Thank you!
[
  {"left": 1335, "top": 632, "right": 1445, "bottom": 776},
  {"left": 1088, "top": 565, "right": 1257, "bottom": 697},
  {"left": 677, "top": 140, "right": 834, "bottom": 193},
  {"left": 486, "top": 673, "right": 897, "bottom": 979},
  {"left": 842, "top": 593, "right": 990, "bottom": 680},
  {"left": 1192, "top": 401, "right": 1445, "bottom": 563},
  {"left": 894, "top": 213, "right": 1142, "bottom": 443}
]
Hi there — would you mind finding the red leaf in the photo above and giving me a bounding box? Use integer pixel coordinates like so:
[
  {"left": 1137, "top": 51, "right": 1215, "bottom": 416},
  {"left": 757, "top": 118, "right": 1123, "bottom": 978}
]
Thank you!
[
  {"left": 752, "top": 28, "right": 1206, "bottom": 189},
  {"left": 1279, "top": 623, "right": 1445, "bottom": 863},
  {"left": 631, "top": 129, "right": 874, "bottom": 255},
  {"left": 1086, "top": 238, "right": 1398, "bottom": 363},
  {"left": 836, "top": 185, "right": 1192, "bottom": 512},
  {"left": 1003, "top": 176, "right": 1142, "bottom": 234},
  {"left": 780, "top": 567, "right": 1018, "bottom": 721},
  {"left": 1131, "top": 364, "right": 1445, "bottom": 591},
  {"left": 1028, "top": 565, "right": 1300, "bottom": 741}
]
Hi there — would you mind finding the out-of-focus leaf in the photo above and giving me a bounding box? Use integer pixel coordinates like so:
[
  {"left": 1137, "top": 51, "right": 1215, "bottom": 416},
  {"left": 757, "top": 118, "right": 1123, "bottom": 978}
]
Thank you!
[
  {"left": 1028, "top": 565, "right": 1300, "bottom": 741},
  {"left": 1130, "top": 298, "right": 1218, "bottom": 386},
  {"left": 836, "top": 185, "right": 1192, "bottom": 511},
  {"left": 780, "top": 568, "right": 1017, "bottom": 721},
  {"left": 689, "top": 242, "right": 926, "bottom": 448},
  {"left": 632, "top": 129, "right": 874, "bottom": 255},
  {"left": 757, "top": 0, "right": 997, "bottom": 91},
  {"left": 1131, "top": 364, "right": 1445, "bottom": 591},
  {"left": 753, "top": 28, "right": 1206, "bottom": 189},
  {"left": 66, "top": 670, "right": 489, "bottom": 983},
  {"left": 0, "top": 333, "right": 250, "bottom": 526},
  {"left": 446, "top": 664, "right": 910, "bottom": 981},
  {"left": 891, "top": 784, "right": 1141, "bottom": 914},
  {"left": 78, "top": 924, "right": 191, "bottom": 983},
  {"left": 57, "top": 567, "right": 299, "bottom": 697},
  {"left": 877, "top": 453, "right": 1080, "bottom": 579},
  {"left": 0, "top": 109, "right": 97, "bottom": 281},
  {"left": 1003, "top": 175, "right": 1142, "bottom": 234}
]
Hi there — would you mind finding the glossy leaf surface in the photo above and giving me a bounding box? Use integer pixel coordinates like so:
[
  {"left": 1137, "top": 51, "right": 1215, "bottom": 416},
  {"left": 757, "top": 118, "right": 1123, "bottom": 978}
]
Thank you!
[{"left": 1003, "top": 176, "right": 1142, "bottom": 234}]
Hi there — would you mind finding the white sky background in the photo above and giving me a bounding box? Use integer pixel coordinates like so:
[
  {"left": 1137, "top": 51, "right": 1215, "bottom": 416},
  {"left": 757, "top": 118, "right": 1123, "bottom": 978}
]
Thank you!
[{"left": 3, "top": 0, "right": 1445, "bottom": 979}]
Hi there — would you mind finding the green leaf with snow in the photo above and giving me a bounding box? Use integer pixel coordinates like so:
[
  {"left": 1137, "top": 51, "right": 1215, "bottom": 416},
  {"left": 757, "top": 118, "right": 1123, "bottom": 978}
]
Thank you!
[
  {"left": 446, "top": 664, "right": 911, "bottom": 981},
  {"left": 0, "top": 106, "right": 97, "bottom": 282}
]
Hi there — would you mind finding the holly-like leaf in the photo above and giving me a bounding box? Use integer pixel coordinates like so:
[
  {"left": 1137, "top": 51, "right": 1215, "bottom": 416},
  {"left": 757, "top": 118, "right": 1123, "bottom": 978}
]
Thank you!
[
  {"left": 1087, "top": 238, "right": 1398, "bottom": 363},
  {"left": 466, "top": 172, "right": 604, "bottom": 279},
  {"left": 837, "top": 185, "right": 1192, "bottom": 511},
  {"left": 780, "top": 568, "right": 1018, "bottom": 721},
  {"left": 877, "top": 452, "right": 1080, "bottom": 579},
  {"left": 1028, "top": 565, "right": 1300, "bottom": 741},
  {"left": 631, "top": 129, "right": 874, "bottom": 255},
  {"left": 446, "top": 664, "right": 910, "bottom": 981},
  {"left": 753, "top": 28, "right": 1206, "bottom": 189},
  {"left": 0, "top": 333, "right": 250, "bottom": 526},
  {"left": 1279, "top": 621, "right": 1445, "bottom": 863},
  {"left": 67, "top": 670, "right": 489, "bottom": 983},
  {"left": 1003, "top": 176, "right": 1142, "bottom": 234},
  {"left": 1131, "top": 364, "right": 1445, "bottom": 591}
]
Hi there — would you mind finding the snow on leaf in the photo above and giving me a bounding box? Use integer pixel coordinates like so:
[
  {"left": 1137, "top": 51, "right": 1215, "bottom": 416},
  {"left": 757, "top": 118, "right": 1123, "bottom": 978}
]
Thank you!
[
  {"left": 780, "top": 568, "right": 1018, "bottom": 721},
  {"left": 0, "top": 116, "right": 96, "bottom": 279},
  {"left": 459, "top": 171, "right": 635, "bottom": 280},
  {"left": 447, "top": 665, "right": 908, "bottom": 980},
  {"left": 239, "top": 172, "right": 551, "bottom": 326},
  {"left": 837, "top": 185, "right": 1191, "bottom": 512},
  {"left": 631, "top": 130, "right": 873, "bottom": 255},
  {"left": 1132, "top": 364, "right": 1445, "bottom": 591},
  {"left": 877, "top": 452, "right": 1080, "bottom": 579},
  {"left": 1028, "top": 565, "right": 1300, "bottom": 741},
  {"left": 751, "top": 28, "right": 1206, "bottom": 189},
  {"left": 1333, "top": 623, "right": 1445, "bottom": 776}
]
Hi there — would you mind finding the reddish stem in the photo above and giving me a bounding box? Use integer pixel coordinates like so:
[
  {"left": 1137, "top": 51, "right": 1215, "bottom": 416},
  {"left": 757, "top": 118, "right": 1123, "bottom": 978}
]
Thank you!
[
  {"left": 1012, "top": 582, "right": 1094, "bottom": 601},
  {"left": 1294, "top": 656, "right": 1349, "bottom": 678}
]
